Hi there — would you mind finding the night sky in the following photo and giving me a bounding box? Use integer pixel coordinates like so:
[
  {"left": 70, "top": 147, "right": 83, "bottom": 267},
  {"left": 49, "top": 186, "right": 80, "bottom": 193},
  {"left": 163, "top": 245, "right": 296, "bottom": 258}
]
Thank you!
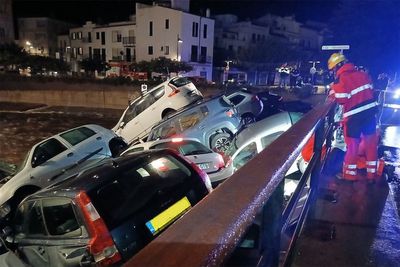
[{"left": 13, "top": 0, "right": 337, "bottom": 25}]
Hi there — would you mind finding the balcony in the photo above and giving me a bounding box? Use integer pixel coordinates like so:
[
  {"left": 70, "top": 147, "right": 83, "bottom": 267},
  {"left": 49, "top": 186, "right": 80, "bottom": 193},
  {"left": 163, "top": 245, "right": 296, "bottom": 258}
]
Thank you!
[{"left": 123, "top": 36, "right": 135, "bottom": 46}]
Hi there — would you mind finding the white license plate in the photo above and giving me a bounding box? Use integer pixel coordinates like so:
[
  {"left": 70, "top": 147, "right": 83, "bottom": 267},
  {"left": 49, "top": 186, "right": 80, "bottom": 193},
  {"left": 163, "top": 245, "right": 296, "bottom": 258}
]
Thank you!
[{"left": 197, "top": 162, "right": 210, "bottom": 170}]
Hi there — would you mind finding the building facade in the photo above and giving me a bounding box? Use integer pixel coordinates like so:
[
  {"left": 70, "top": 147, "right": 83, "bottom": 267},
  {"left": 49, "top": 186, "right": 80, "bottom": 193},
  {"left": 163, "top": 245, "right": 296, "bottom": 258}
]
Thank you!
[
  {"left": 18, "top": 17, "right": 73, "bottom": 57},
  {"left": 66, "top": 2, "right": 214, "bottom": 80},
  {"left": 0, "top": 0, "right": 14, "bottom": 44}
]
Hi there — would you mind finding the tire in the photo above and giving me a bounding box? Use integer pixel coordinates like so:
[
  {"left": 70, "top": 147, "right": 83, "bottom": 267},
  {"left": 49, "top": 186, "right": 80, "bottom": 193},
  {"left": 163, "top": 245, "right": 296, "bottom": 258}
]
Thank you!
[
  {"left": 210, "top": 133, "right": 232, "bottom": 153},
  {"left": 241, "top": 114, "right": 256, "bottom": 125},
  {"left": 109, "top": 138, "right": 128, "bottom": 157}
]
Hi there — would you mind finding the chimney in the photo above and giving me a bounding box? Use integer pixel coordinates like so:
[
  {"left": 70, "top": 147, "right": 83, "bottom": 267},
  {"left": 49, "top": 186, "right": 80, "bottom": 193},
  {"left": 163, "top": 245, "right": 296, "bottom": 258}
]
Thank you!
[
  {"left": 171, "top": 0, "right": 189, "bottom": 12},
  {"left": 206, "top": 8, "right": 210, "bottom": 18}
]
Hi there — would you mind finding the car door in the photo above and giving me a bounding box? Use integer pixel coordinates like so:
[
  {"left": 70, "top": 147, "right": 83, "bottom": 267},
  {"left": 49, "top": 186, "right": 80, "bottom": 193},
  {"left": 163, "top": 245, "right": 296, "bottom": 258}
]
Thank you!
[
  {"left": 139, "top": 85, "right": 166, "bottom": 136},
  {"left": 59, "top": 126, "right": 107, "bottom": 163},
  {"left": 14, "top": 200, "right": 51, "bottom": 267},
  {"left": 41, "top": 197, "right": 89, "bottom": 267},
  {"left": 28, "top": 138, "right": 78, "bottom": 185}
]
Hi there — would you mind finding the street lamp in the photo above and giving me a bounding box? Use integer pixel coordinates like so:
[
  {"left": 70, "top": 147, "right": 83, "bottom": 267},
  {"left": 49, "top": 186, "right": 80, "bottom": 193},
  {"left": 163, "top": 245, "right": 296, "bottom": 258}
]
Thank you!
[
  {"left": 177, "top": 35, "right": 183, "bottom": 61},
  {"left": 224, "top": 60, "right": 233, "bottom": 84},
  {"left": 308, "top": 60, "right": 320, "bottom": 85}
]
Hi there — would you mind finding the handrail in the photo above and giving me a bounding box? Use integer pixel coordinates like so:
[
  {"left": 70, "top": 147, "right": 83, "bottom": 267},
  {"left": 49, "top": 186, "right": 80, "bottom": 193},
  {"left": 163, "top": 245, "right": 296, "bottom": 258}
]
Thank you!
[{"left": 125, "top": 101, "right": 334, "bottom": 267}]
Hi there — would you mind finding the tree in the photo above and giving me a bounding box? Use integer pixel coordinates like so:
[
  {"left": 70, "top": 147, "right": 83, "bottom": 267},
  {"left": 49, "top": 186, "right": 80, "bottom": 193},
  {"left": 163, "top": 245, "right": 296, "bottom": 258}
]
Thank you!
[
  {"left": 329, "top": 0, "right": 400, "bottom": 75},
  {"left": 129, "top": 57, "right": 193, "bottom": 76},
  {"left": 0, "top": 43, "right": 28, "bottom": 67}
]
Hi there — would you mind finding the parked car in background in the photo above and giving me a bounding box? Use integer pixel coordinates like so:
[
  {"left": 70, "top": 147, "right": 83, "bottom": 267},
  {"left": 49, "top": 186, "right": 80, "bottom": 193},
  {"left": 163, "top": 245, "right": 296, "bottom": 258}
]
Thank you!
[
  {"left": 113, "top": 76, "right": 203, "bottom": 144},
  {"left": 223, "top": 111, "right": 304, "bottom": 177},
  {"left": 224, "top": 88, "right": 263, "bottom": 125},
  {"left": 0, "top": 124, "right": 127, "bottom": 220},
  {"left": 147, "top": 95, "right": 241, "bottom": 153},
  {"left": 5, "top": 149, "right": 211, "bottom": 267},
  {"left": 123, "top": 137, "right": 231, "bottom": 186}
]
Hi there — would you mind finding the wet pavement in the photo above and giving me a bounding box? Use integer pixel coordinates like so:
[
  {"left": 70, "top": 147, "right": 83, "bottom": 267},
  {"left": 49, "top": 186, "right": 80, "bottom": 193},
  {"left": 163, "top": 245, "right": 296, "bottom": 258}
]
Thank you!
[{"left": 0, "top": 102, "right": 121, "bottom": 166}]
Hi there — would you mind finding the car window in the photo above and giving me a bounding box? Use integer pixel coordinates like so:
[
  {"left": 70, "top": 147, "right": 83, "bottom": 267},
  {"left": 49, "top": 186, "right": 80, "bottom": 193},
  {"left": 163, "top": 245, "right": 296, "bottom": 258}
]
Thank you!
[
  {"left": 89, "top": 155, "right": 193, "bottom": 229},
  {"left": 32, "top": 138, "right": 68, "bottom": 166},
  {"left": 233, "top": 142, "right": 257, "bottom": 171},
  {"left": 60, "top": 127, "right": 96, "bottom": 146},
  {"left": 229, "top": 94, "right": 245, "bottom": 105},
  {"left": 150, "top": 85, "right": 165, "bottom": 101},
  {"left": 169, "top": 77, "right": 191, "bottom": 87},
  {"left": 122, "top": 93, "right": 157, "bottom": 124},
  {"left": 14, "top": 200, "right": 46, "bottom": 237},
  {"left": 151, "top": 140, "right": 211, "bottom": 156},
  {"left": 289, "top": 112, "right": 304, "bottom": 124},
  {"left": 260, "top": 132, "right": 284, "bottom": 149},
  {"left": 178, "top": 111, "right": 203, "bottom": 132},
  {"left": 42, "top": 198, "right": 81, "bottom": 237}
]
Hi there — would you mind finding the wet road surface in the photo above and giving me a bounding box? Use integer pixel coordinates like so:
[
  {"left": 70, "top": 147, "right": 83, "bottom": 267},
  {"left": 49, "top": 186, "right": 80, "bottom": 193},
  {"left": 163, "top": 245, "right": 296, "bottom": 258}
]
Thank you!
[{"left": 0, "top": 102, "right": 121, "bottom": 166}]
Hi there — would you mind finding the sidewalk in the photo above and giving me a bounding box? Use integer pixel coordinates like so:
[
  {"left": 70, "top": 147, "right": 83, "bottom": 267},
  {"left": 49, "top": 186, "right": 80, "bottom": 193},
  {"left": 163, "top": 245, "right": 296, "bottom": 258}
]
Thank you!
[{"left": 293, "top": 173, "right": 400, "bottom": 267}]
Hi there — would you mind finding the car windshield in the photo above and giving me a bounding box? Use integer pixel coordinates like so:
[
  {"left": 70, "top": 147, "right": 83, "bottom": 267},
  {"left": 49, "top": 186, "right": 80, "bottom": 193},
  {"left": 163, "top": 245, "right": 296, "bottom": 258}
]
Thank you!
[
  {"left": 151, "top": 140, "right": 212, "bottom": 156},
  {"left": 169, "top": 77, "right": 192, "bottom": 88}
]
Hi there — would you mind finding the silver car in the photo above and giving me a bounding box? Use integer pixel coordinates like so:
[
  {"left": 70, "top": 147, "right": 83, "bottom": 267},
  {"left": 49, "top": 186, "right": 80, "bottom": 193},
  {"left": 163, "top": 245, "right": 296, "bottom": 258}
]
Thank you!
[
  {"left": 0, "top": 124, "right": 127, "bottom": 219},
  {"left": 224, "top": 88, "right": 264, "bottom": 125},
  {"left": 147, "top": 95, "right": 242, "bottom": 153},
  {"left": 122, "top": 137, "right": 232, "bottom": 186},
  {"left": 223, "top": 111, "right": 303, "bottom": 175}
]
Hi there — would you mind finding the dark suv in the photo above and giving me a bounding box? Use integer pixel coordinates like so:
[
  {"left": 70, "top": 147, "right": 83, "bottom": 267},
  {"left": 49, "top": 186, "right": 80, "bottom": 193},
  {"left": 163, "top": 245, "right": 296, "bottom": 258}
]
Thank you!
[{"left": 6, "top": 149, "right": 211, "bottom": 267}]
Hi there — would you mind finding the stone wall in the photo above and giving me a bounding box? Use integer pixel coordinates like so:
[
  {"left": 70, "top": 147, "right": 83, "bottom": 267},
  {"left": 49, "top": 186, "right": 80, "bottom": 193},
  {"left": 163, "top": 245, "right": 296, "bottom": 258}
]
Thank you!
[{"left": 0, "top": 81, "right": 141, "bottom": 109}]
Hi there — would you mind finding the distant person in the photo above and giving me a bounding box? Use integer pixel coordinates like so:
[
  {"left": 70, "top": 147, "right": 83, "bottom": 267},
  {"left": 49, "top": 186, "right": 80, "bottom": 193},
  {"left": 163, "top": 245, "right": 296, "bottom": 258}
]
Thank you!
[
  {"left": 290, "top": 67, "right": 300, "bottom": 89},
  {"left": 327, "top": 53, "right": 379, "bottom": 183}
]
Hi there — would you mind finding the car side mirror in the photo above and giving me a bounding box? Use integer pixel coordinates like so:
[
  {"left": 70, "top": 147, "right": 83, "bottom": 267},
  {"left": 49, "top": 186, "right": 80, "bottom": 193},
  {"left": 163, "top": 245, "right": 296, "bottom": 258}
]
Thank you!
[{"left": 119, "top": 121, "right": 125, "bottom": 129}]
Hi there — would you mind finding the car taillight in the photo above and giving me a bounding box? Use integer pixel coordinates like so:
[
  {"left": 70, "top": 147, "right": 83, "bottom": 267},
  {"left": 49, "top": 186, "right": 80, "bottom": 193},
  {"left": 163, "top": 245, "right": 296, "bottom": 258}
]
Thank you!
[
  {"left": 225, "top": 109, "right": 234, "bottom": 117},
  {"left": 216, "top": 153, "right": 225, "bottom": 169},
  {"left": 168, "top": 84, "right": 180, "bottom": 97},
  {"left": 252, "top": 95, "right": 260, "bottom": 102},
  {"left": 76, "top": 191, "right": 122, "bottom": 266},
  {"left": 190, "top": 161, "right": 212, "bottom": 192}
]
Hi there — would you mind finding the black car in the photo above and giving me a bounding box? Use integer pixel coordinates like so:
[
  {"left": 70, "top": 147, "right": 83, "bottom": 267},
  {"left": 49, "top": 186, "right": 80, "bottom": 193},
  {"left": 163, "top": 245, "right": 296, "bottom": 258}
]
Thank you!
[{"left": 5, "top": 149, "right": 211, "bottom": 267}]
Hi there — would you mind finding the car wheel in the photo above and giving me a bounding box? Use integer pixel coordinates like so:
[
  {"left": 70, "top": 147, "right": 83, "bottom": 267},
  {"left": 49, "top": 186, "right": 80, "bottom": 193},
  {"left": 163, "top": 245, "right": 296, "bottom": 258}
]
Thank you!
[
  {"left": 210, "top": 133, "right": 232, "bottom": 153},
  {"left": 242, "top": 114, "right": 256, "bottom": 125},
  {"left": 109, "top": 138, "right": 128, "bottom": 157}
]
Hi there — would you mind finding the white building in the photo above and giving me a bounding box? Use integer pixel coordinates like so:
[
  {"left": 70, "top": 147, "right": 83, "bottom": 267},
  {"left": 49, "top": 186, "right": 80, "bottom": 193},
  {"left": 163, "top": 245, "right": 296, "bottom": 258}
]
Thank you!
[
  {"left": 18, "top": 17, "right": 73, "bottom": 57},
  {"left": 0, "top": 0, "right": 14, "bottom": 44},
  {"left": 66, "top": 1, "right": 215, "bottom": 81}
]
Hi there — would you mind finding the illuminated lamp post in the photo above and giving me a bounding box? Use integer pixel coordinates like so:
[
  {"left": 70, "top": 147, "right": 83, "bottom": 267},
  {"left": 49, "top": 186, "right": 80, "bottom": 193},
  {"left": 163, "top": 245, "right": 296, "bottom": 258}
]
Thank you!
[{"left": 177, "top": 35, "right": 183, "bottom": 61}]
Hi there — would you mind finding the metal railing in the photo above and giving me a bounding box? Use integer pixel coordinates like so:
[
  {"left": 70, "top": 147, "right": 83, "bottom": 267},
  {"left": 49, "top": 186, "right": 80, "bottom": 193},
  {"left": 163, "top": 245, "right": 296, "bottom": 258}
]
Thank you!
[
  {"left": 122, "top": 36, "right": 135, "bottom": 46},
  {"left": 125, "top": 101, "right": 335, "bottom": 267}
]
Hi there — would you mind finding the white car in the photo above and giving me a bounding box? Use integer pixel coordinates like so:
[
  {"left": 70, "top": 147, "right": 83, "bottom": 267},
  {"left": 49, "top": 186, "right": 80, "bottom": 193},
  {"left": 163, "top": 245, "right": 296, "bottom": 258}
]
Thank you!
[
  {"left": 122, "top": 138, "right": 232, "bottom": 186},
  {"left": 0, "top": 124, "right": 127, "bottom": 219},
  {"left": 113, "top": 76, "right": 203, "bottom": 144},
  {"left": 223, "top": 111, "right": 304, "bottom": 177}
]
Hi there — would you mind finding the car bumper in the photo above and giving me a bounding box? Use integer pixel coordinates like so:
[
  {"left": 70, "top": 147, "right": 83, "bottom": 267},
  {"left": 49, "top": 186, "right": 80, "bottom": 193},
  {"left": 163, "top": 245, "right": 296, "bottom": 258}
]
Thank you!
[{"left": 208, "top": 166, "right": 234, "bottom": 186}]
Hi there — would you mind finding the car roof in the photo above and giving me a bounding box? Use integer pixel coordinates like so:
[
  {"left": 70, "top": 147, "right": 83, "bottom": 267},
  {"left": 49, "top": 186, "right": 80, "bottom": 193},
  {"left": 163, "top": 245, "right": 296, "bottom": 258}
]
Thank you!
[
  {"left": 28, "top": 150, "right": 176, "bottom": 199},
  {"left": 234, "top": 112, "right": 293, "bottom": 148}
]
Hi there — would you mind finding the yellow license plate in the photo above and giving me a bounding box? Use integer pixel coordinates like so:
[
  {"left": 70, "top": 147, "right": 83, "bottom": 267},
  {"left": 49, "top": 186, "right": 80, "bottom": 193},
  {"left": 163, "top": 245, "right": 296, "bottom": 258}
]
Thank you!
[{"left": 145, "top": 197, "right": 191, "bottom": 235}]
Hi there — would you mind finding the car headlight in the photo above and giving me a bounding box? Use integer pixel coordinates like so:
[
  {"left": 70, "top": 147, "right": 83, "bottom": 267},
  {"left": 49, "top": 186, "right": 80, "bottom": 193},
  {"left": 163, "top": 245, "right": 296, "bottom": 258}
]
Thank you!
[{"left": 0, "top": 202, "right": 11, "bottom": 218}]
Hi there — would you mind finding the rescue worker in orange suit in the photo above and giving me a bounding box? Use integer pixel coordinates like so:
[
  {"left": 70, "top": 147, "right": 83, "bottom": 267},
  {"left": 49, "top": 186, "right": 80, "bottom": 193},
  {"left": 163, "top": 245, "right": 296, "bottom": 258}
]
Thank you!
[{"left": 327, "top": 53, "right": 379, "bottom": 183}]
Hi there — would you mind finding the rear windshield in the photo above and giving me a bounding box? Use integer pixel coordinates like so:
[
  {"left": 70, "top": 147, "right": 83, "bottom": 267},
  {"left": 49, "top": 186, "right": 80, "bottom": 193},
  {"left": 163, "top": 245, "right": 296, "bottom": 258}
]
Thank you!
[
  {"left": 151, "top": 140, "right": 211, "bottom": 156},
  {"left": 169, "top": 77, "right": 192, "bottom": 88},
  {"left": 60, "top": 127, "right": 96, "bottom": 146},
  {"left": 88, "top": 154, "right": 202, "bottom": 229}
]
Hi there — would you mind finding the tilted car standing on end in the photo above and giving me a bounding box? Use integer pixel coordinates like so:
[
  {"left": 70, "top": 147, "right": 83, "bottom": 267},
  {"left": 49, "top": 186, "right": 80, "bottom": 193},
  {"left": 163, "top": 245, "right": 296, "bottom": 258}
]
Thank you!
[{"left": 113, "top": 76, "right": 203, "bottom": 144}]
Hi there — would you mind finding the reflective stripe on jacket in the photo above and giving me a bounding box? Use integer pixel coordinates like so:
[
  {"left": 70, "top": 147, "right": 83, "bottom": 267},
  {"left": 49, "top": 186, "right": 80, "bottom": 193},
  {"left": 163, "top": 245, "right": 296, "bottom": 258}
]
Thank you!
[{"left": 332, "top": 63, "right": 377, "bottom": 118}]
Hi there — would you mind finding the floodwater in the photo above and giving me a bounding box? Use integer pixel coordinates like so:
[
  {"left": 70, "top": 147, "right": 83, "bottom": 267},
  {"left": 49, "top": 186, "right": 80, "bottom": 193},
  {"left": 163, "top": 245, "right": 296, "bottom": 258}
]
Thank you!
[{"left": 0, "top": 103, "right": 121, "bottom": 166}]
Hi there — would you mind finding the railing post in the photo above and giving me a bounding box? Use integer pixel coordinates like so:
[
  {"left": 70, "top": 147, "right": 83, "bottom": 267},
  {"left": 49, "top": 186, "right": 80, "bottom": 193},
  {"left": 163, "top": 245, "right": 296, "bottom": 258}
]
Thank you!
[{"left": 260, "top": 180, "right": 285, "bottom": 267}]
